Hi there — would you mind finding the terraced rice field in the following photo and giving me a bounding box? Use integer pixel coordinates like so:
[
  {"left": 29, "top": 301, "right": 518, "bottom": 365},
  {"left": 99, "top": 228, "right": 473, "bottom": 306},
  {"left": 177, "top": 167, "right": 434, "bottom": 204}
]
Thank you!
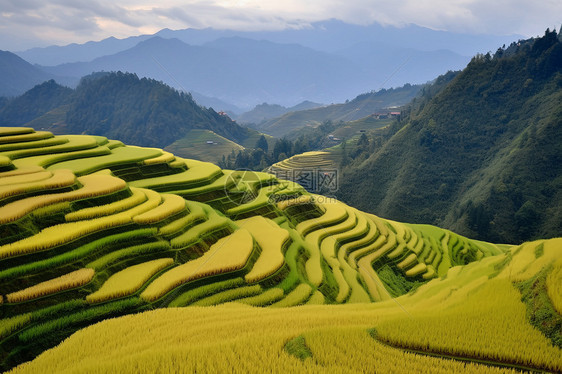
[
  {"left": 268, "top": 151, "right": 340, "bottom": 193},
  {"left": 0, "top": 127, "right": 560, "bottom": 373}
]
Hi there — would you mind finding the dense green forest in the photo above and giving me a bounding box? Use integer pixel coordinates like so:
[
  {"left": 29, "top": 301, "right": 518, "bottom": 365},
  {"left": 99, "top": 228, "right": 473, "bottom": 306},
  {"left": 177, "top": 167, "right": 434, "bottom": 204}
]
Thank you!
[
  {"left": 0, "top": 72, "right": 254, "bottom": 148},
  {"left": 66, "top": 72, "right": 252, "bottom": 148},
  {"left": 337, "top": 29, "right": 562, "bottom": 244},
  {"left": 0, "top": 80, "right": 73, "bottom": 125},
  {"left": 219, "top": 121, "right": 342, "bottom": 170}
]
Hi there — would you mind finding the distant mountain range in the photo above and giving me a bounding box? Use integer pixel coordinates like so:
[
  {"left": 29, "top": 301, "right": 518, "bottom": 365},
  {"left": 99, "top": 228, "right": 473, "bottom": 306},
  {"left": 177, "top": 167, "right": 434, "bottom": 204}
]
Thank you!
[
  {"left": 29, "top": 35, "right": 467, "bottom": 109},
  {"left": 252, "top": 84, "right": 422, "bottom": 137},
  {"left": 34, "top": 36, "right": 377, "bottom": 108},
  {"left": 5, "top": 21, "right": 520, "bottom": 108},
  {"left": 235, "top": 101, "right": 323, "bottom": 125},
  {"left": 17, "top": 20, "right": 519, "bottom": 64},
  {"left": 0, "top": 51, "right": 59, "bottom": 97}
]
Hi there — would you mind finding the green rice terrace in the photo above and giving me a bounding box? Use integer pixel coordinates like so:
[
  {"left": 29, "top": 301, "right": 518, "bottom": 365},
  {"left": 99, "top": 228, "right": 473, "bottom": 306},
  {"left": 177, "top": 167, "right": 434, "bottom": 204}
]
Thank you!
[{"left": 0, "top": 127, "right": 561, "bottom": 373}]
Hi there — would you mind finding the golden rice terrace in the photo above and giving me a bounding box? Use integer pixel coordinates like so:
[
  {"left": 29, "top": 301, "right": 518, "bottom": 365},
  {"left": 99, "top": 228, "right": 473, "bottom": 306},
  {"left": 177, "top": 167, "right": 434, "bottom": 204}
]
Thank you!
[{"left": 0, "top": 127, "right": 560, "bottom": 373}]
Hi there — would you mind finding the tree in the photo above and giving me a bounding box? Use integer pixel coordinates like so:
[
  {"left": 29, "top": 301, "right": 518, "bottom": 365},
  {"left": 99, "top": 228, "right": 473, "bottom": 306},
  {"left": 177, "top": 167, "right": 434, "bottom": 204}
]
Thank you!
[
  {"left": 340, "top": 138, "right": 349, "bottom": 167},
  {"left": 357, "top": 133, "right": 369, "bottom": 150},
  {"left": 255, "top": 135, "right": 269, "bottom": 153},
  {"left": 273, "top": 138, "right": 292, "bottom": 161}
]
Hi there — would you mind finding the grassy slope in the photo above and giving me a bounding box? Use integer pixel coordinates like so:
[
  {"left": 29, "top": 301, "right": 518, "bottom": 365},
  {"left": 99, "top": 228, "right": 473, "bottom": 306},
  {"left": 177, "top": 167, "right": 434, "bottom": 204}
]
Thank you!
[{"left": 164, "top": 129, "right": 244, "bottom": 164}]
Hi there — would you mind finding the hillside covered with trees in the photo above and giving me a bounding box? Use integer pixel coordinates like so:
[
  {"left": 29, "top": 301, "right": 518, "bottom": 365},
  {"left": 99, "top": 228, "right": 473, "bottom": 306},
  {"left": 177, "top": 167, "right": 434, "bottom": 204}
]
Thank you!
[
  {"left": 337, "top": 29, "right": 562, "bottom": 244},
  {"left": 0, "top": 72, "right": 254, "bottom": 149}
]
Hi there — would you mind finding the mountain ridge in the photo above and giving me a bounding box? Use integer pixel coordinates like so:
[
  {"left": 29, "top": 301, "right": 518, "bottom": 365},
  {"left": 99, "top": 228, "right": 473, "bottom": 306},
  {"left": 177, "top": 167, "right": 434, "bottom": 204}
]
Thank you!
[
  {"left": 18, "top": 20, "right": 520, "bottom": 64},
  {"left": 0, "top": 51, "right": 59, "bottom": 97}
]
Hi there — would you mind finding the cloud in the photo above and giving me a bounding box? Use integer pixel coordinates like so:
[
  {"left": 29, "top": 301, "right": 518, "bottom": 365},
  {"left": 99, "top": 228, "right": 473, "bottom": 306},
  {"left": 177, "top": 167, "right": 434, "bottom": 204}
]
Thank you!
[{"left": 1, "top": 0, "right": 561, "bottom": 50}]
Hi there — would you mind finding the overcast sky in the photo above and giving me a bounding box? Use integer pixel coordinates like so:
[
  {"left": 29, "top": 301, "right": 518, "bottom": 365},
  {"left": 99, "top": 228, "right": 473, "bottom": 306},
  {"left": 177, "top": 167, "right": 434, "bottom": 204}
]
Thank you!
[{"left": 1, "top": 0, "right": 561, "bottom": 51}]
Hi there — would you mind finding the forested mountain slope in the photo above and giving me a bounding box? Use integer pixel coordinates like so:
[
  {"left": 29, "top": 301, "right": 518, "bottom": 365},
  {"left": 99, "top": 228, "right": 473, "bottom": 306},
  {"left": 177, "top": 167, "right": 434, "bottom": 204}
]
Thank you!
[
  {"left": 64, "top": 72, "right": 251, "bottom": 148},
  {"left": 254, "top": 84, "right": 421, "bottom": 137},
  {"left": 0, "top": 72, "right": 254, "bottom": 149},
  {"left": 0, "top": 81, "right": 73, "bottom": 126},
  {"left": 338, "top": 29, "right": 562, "bottom": 244}
]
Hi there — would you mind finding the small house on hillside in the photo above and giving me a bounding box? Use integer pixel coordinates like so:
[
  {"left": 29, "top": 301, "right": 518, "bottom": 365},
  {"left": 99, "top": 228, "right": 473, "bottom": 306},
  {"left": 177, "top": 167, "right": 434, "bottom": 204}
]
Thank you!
[{"left": 372, "top": 113, "right": 388, "bottom": 119}]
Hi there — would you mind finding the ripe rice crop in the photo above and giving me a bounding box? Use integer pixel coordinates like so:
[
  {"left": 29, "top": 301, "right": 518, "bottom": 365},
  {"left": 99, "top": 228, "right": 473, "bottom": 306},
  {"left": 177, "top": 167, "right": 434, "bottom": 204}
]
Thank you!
[
  {"left": 44, "top": 145, "right": 163, "bottom": 175},
  {"left": 0, "top": 137, "right": 68, "bottom": 152},
  {"left": 347, "top": 230, "right": 387, "bottom": 267},
  {"left": 129, "top": 158, "right": 222, "bottom": 191},
  {"left": 0, "top": 130, "right": 52, "bottom": 144},
  {"left": 375, "top": 279, "right": 562, "bottom": 372},
  {"left": 169, "top": 207, "right": 232, "bottom": 249},
  {"left": 3, "top": 126, "right": 559, "bottom": 374},
  {"left": 340, "top": 218, "right": 379, "bottom": 260},
  {"left": 306, "top": 290, "right": 326, "bottom": 304},
  {"left": 158, "top": 200, "right": 206, "bottom": 236},
  {"left": 397, "top": 253, "right": 418, "bottom": 269},
  {"left": 5, "top": 135, "right": 101, "bottom": 160},
  {"left": 141, "top": 229, "right": 255, "bottom": 301},
  {"left": 296, "top": 199, "right": 348, "bottom": 237},
  {"left": 547, "top": 257, "right": 562, "bottom": 314},
  {"left": 65, "top": 187, "right": 146, "bottom": 221},
  {"left": 168, "top": 278, "right": 246, "bottom": 307},
  {"left": 237, "top": 287, "right": 285, "bottom": 306},
  {"left": 0, "top": 168, "right": 76, "bottom": 201},
  {"left": 0, "top": 170, "right": 53, "bottom": 187},
  {"left": 318, "top": 210, "right": 371, "bottom": 302},
  {"left": 0, "top": 212, "right": 131, "bottom": 259},
  {"left": 0, "top": 173, "right": 127, "bottom": 224},
  {"left": 191, "top": 285, "right": 262, "bottom": 306},
  {"left": 142, "top": 151, "right": 176, "bottom": 165},
  {"left": 239, "top": 216, "right": 289, "bottom": 283},
  {"left": 405, "top": 262, "right": 428, "bottom": 277},
  {"left": 226, "top": 184, "right": 280, "bottom": 216},
  {"left": 5, "top": 268, "right": 94, "bottom": 303},
  {"left": 0, "top": 155, "right": 12, "bottom": 169},
  {"left": 163, "top": 170, "right": 236, "bottom": 197},
  {"left": 8, "top": 303, "right": 520, "bottom": 374},
  {"left": 18, "top": 298, "right": 142, "bottom": 344},
  {"left": 294, "top": 200, "right": 350, "bottom": 286},
  {"left": 0, "top": 313, "right": 32, "bottom": 339},
  {"left": 276, "top": 195, "right": 312, "bottom": 210},
  {"left": 0, "top": 229, "right": 157, "bottom": 282},
  {"left": 12, "top": 146, "right": 112, "bottom": 169},
  {"left": 86, "top": 241, "right": 171, "bottom": 271},
  {"left": 271, "top": 283, "right": 312, "bottom": 307},
  {"left": 132, "top": 193, "right": 187, "bottom": 224},
  {"left": 0, "top": 127, "right": 34, "bottom": 136},
  {"left": 86, "top": 258, "right": 174, "bottom": 303},
  {"left": 357, "top": 235, "right": 396, "bottom": 301},
  {"left": 121, "top": 188, "right": 162, "bottom": 219}
]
